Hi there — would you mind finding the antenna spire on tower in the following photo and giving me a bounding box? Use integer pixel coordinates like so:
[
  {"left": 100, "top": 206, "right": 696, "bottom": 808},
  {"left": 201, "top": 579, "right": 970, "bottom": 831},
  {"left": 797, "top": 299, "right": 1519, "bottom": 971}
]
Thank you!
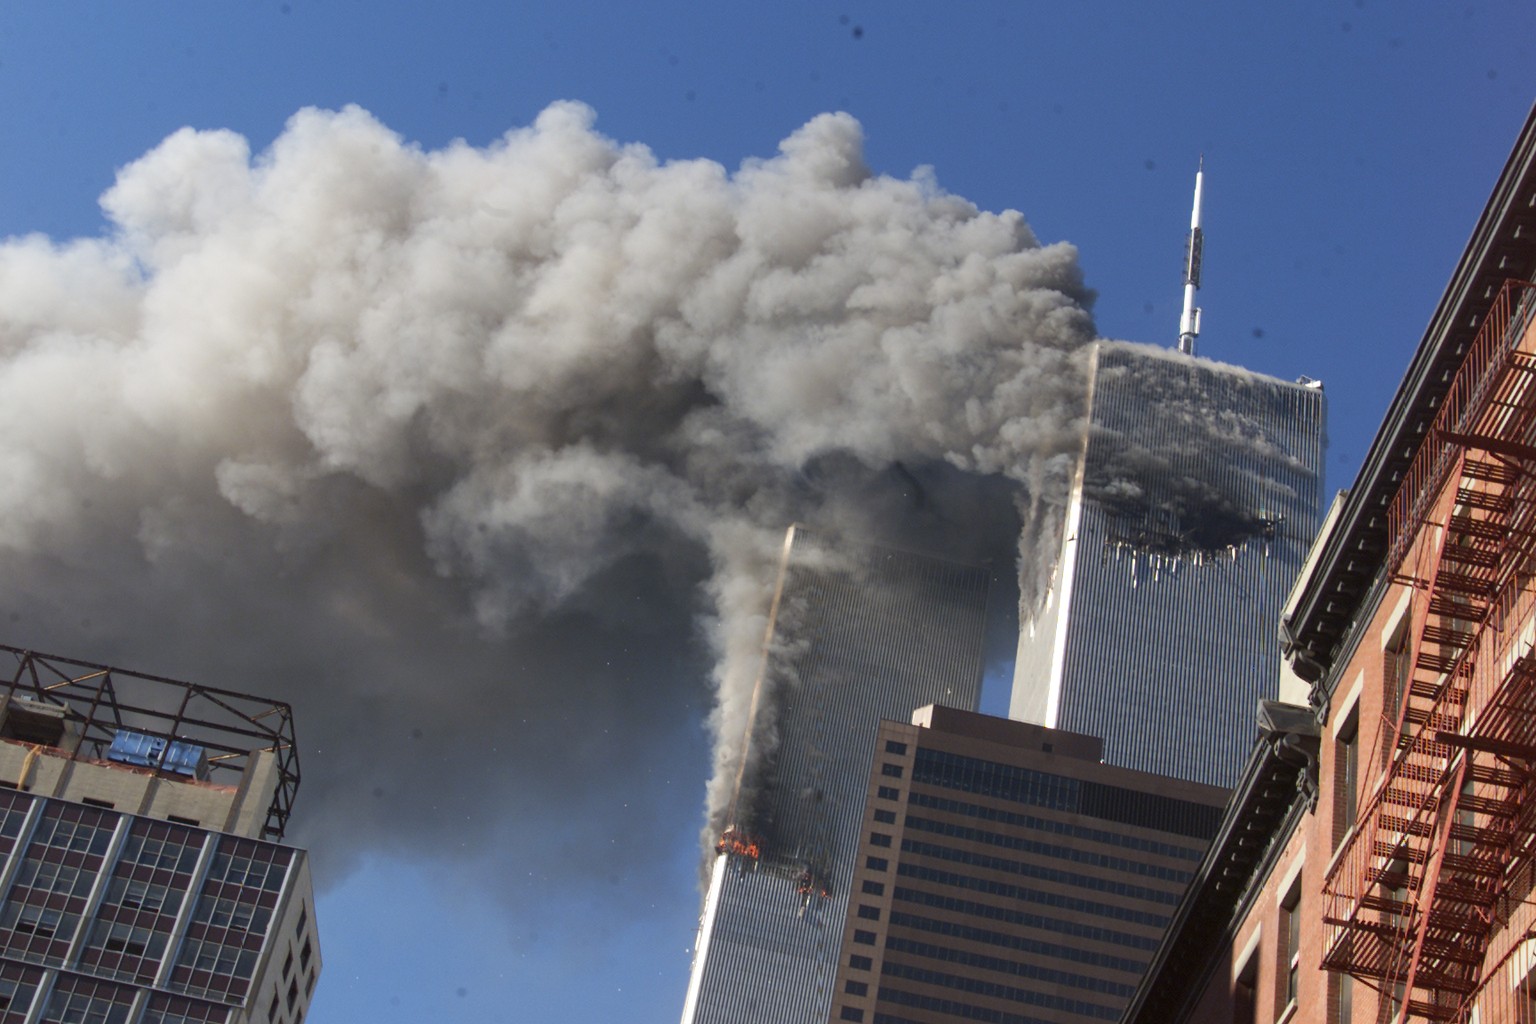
[{"left": 1178, "top": 157, "right": 1204, "bottom": 355}]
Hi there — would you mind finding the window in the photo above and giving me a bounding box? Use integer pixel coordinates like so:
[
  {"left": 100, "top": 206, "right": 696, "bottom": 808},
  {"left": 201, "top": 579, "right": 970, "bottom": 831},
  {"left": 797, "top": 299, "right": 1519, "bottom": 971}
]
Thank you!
[
  {"left": 1329, "top": 972, "right": 1352, "bottom": 1024},
  {"left": 1233, "top": 948, "right": 1258, "bottom": 1024},
  {"left": 839, "top": 1008, "right": 864, "bottom": 1022},
  {"left": 1379, "top": 981, "right": 1404, "bottom": 1024},
  {"left": 87, "top": 920, "right": 166, "bottom": 959},
  {"left": 193, "top": 895, "right": 270, "bottom": 934},
  {"left": 15, "top": 857, "right": 92, "bottom": 899},
  {"left": 1334, "top": 707, "right": 1359, "bottom": 849},
  {"left": 880, "top": 763, "right": 903, "bottom": 779},
  {"left": 12, "top": 904, "right": 63, "bottom": 939},
  {"left": 856, "top": 905, "right": 880, "bottom": 921},
  {"left": 860, "top": 880, "right": 885, "bottom": 896},
  {"left": 1281, "top": 881, "right": 1302, "bottom": 1012},
  {"left": 852, "top": 930, "right": 876, "bottom": 945},
  {"left": 876, "top": 786, "right": 899, "bottom": 800},
  {"left": 872, "top": 809, "right": 896, "bottom": 824},
  {"left": 869, "top": 833, "right": 891, "bottom": 848},
  {"left": 119, "top": 825, "right": 201, "bottom": 874},
  {"left": 107, "top": 877, "right": 174, "bottom": 915},
  {"left": 848, "top": 954, "right": 871, "bottom": 970},
  {"left": 844, "top": 980, "right": 868, "bottom": 996},
  {"left": 141, "top": 993, "right": 228, "bottom": 1023},
  {"left": 41, "top": 987, "right": 133, "bottom": 1024},
  {"left": 865, "top": 856, "right": 887, "bottom": 871},
  {"left": 206, "top": 839, "right": 291, "bottom": 892},
  {"left": 1383, "top": 621, "right": 1410, "bottom": 769},
  {"left": 884, "top": 741, "right": 908, "bottom": 755}
]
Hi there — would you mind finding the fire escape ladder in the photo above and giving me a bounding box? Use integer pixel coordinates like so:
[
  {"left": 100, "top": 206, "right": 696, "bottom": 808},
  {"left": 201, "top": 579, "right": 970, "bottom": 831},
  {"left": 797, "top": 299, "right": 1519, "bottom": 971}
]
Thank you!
[
  {"left": 1323, "top": 281, "right": 1536, "bottom": 1020},
  {"left": 1394, "top": 757, "right": 1470, "bottom": 1023},
  {"left": 1321, "top": 454, "right": 1489, "bottom": 1006}
]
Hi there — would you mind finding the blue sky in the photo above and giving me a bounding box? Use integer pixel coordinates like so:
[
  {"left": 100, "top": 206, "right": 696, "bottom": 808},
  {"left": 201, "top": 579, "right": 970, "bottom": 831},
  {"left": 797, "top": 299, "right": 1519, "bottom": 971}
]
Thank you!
[{"left": 0, "top": 3, "right": 1533, "bottom": 1022}]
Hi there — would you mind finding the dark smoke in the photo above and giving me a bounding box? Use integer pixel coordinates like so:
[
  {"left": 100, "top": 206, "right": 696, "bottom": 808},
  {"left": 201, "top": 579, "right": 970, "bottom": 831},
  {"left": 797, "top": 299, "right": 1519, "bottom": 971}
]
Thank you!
[{"left": 0, "top": 103, "right": 1097, "bottom": 911}]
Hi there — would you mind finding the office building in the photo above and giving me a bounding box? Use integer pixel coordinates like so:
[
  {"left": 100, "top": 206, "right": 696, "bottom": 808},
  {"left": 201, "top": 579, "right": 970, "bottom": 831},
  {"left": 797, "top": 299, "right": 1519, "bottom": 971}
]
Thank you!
[
  {"left": 1121, "top": 104, "right": 1536, "bottom": 1024},
  {"left": 1012, "top": 341, "right": 1325, "bottom": 788},
  {"left": 0, "top": 645, "right": 319, "bottom": 1024},
  {"left": 829, "top": 705, "right": 1227, "bottom": 1024},
  {"left": 681, "top": 527, "right": 991, "bottom": 1024}
]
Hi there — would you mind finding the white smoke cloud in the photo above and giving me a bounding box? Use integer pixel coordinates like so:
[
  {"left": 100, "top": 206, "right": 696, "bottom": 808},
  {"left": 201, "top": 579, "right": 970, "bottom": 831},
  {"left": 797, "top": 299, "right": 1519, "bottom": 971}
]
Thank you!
[{"left": 0, "top": 101, "right": 1096, "bottom": 901}]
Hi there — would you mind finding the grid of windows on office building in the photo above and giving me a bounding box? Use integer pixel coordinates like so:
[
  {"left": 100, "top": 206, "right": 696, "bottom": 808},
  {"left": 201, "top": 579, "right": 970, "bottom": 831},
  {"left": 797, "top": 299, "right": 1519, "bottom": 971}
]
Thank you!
[
  {"left": 901, "top": 816, "right": 1196, "bottom": 885},
  {"left": 0, "top": 801, "right": 117, "bottom": 967},
  {"left": 0, "top": 789, "right": 299, "bottom": 1023},
  {"left": 40, "top": 973, "right": 137, "bottom": 1023},
  {"left": 0, "top": 962, "right": 42, "bottom": 1023},
  {"left": 911, "top": 749, "right": 1223, "bottom": 839},
  {"left": 904, "top": 791, "right": 1205, "bottom": 863},
  {"left": 172, "top": 838, "right": 290, "bottom": 1003},
  {"left": 838, "top": 742, "right": 1221, "bottom": 1024},
  {"left": 890, "top": 886, "right": 1163, "bottom": 953}
]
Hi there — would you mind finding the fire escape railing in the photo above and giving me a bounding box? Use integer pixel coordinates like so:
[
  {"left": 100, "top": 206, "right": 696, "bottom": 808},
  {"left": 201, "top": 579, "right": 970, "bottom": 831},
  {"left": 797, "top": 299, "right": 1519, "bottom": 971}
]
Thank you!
[{"left": 1322, "top": 279, "right": 1536, "bottom": 1023}]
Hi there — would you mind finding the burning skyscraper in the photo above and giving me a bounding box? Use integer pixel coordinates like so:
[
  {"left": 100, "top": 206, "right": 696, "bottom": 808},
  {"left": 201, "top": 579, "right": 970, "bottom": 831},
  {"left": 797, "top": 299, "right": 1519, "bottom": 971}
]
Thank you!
[
  {"left": 680, "top": 526, "right": 991, "bottom": 1024},
  {"left": 1010, "top": 340, "right": 1326, "bottom": 786},
  {"left": 1010, "top": 165, "right": 1326, "bottom": 787}
]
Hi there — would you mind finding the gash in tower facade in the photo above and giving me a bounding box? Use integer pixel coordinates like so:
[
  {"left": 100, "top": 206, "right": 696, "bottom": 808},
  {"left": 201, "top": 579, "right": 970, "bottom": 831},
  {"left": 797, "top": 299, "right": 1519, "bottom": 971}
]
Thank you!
[
  {"left": 1011, "top": 341, "right": 1325, "bottom": 788},
  {"left": 681, "top": 526, "right": 991, "bottom": 1024}
]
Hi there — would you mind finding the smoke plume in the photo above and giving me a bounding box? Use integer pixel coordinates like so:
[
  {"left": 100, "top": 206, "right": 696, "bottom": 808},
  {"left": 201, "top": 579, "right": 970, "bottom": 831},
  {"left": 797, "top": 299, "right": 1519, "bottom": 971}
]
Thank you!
[{"left": 0, "top": 103, "right": 1096, "bottom": 906}]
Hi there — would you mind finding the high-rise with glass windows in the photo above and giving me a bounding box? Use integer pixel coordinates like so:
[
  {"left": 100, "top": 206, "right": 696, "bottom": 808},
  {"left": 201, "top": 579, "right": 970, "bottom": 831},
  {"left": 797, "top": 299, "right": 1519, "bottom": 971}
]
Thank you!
[
  {"left": 0, "top": 646, "right": 319, "bottom": 1024},
  {"left": 829, "top": 705, "right": 1227, "bottom": 1024}
]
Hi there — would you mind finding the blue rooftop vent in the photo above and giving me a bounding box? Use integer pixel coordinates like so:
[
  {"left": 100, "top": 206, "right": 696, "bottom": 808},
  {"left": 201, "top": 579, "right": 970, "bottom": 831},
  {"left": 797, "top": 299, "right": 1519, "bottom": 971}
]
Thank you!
[{"left": 106, "top": 731, "right": 209, "bottom": 780}]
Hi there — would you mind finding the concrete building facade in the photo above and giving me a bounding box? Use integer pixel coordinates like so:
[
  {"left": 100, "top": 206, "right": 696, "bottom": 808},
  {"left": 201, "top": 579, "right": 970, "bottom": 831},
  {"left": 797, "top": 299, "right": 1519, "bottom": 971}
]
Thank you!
[
  {"left": 1122, "top": 104, "right": 1536, "bottom": 1024},
  {"left": 0, "top": 646, "right": 319, "bottom": 1024},
  {"left": 1011, "top": 341, "right": 1325, "bottom": 789},
  {"left": 681, "top": 528, "right": 992, "bottom": 1024},
  {"left": 830, "top": 705, "right": 1227, "bottom": 1024}
]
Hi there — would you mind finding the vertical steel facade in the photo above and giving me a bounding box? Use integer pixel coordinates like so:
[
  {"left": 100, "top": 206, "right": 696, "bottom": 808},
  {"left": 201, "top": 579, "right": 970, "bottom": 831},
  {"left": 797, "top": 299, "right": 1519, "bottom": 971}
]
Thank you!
[
  {"left": 1013, "top": 342, "right": 1326, "bottom": 788},
  {"left": 681, "top": 527, "right": 990, "bottom": 1024}
]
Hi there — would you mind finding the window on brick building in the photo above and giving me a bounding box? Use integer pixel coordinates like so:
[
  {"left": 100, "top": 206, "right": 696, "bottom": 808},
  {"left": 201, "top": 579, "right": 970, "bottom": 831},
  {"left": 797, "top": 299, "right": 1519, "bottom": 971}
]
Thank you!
[
  {"left": 1328, "top": 972, "right": 1352, "bottom": 1024},
  {"left": 1334, "top": 705, "right": 1359, "bottom": 850},
  {"left": 1281, "top": 880, "right": 1302, "bottom": 1013},
  {"left": 1233, "top": 949, "right": 1258, "bottom": 1024},
  {"left": 1382, "top": 620, "right": 1410, "bottom": 770}
]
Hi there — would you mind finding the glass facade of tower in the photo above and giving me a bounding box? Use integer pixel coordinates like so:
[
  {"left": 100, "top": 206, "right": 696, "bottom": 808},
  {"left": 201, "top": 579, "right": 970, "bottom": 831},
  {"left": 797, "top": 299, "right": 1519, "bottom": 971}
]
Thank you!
[
  {"left": 1013, "top": 343, "right": 1326, "bottom": 787},
  {"left": 0, "top": 790, "right": 316, "bottom": 1024},
  {"left": 681, "top": 527, "right": 992, "bottom": 1024}
]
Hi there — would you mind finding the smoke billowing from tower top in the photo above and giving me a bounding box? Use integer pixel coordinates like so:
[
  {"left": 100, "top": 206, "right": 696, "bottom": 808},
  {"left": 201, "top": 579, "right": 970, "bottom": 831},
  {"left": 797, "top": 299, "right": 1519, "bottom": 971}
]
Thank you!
[{"left": 0, "top": 102, "right": 1098, "bottom": 909}]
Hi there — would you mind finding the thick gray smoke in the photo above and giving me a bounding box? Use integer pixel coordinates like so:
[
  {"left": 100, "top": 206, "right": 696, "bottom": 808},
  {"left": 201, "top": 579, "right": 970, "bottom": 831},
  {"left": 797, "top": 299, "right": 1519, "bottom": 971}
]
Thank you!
[{"left": 0, "top": 103, "right": 1095, "bottom": 907}]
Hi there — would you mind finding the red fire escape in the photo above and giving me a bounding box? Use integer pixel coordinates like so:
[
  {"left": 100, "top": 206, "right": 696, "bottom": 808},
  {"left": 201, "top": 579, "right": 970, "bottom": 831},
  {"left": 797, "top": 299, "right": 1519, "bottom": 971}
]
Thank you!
[{"left": 1322, "top": 279, "right": 1536, "bottom": 1023}]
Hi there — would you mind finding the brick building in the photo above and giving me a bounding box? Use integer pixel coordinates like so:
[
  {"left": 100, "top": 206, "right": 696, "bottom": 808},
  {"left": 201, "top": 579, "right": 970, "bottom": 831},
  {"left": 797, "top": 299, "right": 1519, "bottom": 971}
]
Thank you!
[{"left": 1122, "top": 104, "right": 1536, "bottom": 1024}]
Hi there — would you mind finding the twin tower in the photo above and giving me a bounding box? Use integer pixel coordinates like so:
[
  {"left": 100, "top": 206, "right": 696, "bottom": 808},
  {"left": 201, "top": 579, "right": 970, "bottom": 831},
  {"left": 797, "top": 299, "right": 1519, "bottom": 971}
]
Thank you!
[{"left": 682, "top": 171, "right": 1327, "bottom": 1024}]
